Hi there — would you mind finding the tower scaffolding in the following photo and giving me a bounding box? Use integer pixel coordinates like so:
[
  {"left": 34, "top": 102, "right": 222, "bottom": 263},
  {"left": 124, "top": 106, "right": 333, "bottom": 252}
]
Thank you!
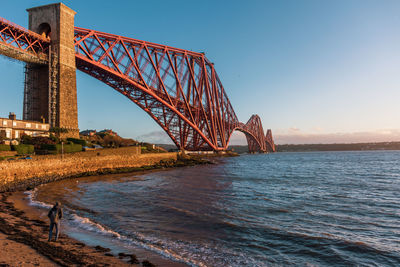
[
  {"left": 48, "top": 46, "right": 58, "bottom": 128},
  {"left": 23, "top": 63, "right": 40, "bottom": 121}
]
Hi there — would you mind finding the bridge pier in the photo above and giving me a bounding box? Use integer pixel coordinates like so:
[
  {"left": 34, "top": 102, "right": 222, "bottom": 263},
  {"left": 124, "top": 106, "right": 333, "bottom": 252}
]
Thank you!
[{"left": 24, "top": 3, "right": 79, "bottom": 138}]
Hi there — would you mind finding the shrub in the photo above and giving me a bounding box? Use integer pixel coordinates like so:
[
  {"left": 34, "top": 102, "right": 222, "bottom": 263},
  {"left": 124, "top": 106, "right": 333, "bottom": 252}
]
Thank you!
[
  {"left": 40, "top": 144, "right": 57, "bottom": 151},
  {"left": 0, "top": 145, "right": 11, "bottom": 151},
  {"left": 20, "top": 134, "right": 33, "bottom": 144},
  {"left": 49, "top": 133, "right": 60, "bottom": 144},
  {"left": 67, "top": 138, "right": 86, "bottom": 146},
  {"left": 61, "top": 144, "right": 82, "bottom": 153},
  {"left": 50, "top": 127, "right": 68, "bottom": 134},
  {"left": 40, "top": 144, "right": 82, "bottom": 153},
  {"left": 84, "top": 132, "right": 137, "bottom": 148},
  {"left": 30, "top": 137, "right": 56, "bottom": 149},
  {"left": 12, "top": 144, "right": 34, "bottom": 155}
]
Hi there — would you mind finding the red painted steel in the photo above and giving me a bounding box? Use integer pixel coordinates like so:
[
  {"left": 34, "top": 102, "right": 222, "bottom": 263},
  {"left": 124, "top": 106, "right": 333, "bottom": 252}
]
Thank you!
[
  {"left": 266, "top": 129, "right": 276, "bottom": 152},
  {"left": 73, "top": 27, "right": 239, "bottom": 151},
  {"left": 0, "top": 16, "right": 276, "bottom": 152},
  {"left": 233, "top": 115, "right": 267, "bottom": 153},
  {"left": 0, "top": 17, "right": 49, "bottom": 61}
]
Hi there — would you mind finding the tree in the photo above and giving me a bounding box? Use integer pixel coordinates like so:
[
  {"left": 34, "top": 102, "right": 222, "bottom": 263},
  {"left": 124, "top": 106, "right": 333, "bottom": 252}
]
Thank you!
[
  {"left": 20, "top": 134, "right": 33, "bottom": 144},
  {"left": 50, "top": 127, "right": 68, "bottom": 137}
]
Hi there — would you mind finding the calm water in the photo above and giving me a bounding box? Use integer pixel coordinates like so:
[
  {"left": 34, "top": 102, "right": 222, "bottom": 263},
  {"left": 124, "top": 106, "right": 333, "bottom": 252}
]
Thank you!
[{"left": 32, "top": 151, "right": 400, "bottom": 266}]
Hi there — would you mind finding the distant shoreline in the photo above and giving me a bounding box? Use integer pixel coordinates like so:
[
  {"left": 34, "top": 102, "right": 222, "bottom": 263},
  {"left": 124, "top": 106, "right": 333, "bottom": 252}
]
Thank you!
[
  {"left": 276, "top": 142, "right": 400, "bottom": 152},
  {"left": 226, "top": 141, "right": 400, "bottom": 153}
]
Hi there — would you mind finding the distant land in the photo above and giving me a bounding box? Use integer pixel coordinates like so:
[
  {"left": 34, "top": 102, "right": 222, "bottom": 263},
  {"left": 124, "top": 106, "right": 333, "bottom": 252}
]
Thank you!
[
  {"left": 276, "top": 142, "right": 400, "bottom": 152},
  {"left": 158, "top": 142, "right": 400, "bottom": 153}
]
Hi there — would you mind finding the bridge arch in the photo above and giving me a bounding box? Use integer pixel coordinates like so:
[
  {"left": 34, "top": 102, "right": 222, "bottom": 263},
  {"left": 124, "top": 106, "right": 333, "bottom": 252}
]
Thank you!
[
  {"left": 231, "top": 128, "right": 264, "bottom": 153},
  {"left": 76, "top": 57, "right": 216, "bottom": 151},
  {"left": 226, "top": 114, "right": 267, "bottom": 153}
]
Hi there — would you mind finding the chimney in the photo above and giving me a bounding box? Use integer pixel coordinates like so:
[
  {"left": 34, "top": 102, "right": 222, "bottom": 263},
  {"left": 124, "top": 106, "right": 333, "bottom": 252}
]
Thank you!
[{"left": 9, "top": 112, "right": 16, "bottom": 120}]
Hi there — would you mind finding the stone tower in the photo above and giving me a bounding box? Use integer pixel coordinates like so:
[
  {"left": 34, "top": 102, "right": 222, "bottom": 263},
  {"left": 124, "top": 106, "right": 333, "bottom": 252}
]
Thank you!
[{"left": 23, "top": 3, "right": 79, "bottom": 138}]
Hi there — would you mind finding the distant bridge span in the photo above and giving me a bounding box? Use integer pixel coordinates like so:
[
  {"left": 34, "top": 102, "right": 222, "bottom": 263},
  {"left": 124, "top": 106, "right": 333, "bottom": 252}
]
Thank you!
[{"left": 0, "top": 13, "right": 275, "bottom": 153}]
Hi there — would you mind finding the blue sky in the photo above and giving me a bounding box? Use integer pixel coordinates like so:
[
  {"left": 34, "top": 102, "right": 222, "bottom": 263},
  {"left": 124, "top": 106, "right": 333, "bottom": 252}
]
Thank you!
[{"left": 0, "top": 0, "right": 399, "bottom": 144}]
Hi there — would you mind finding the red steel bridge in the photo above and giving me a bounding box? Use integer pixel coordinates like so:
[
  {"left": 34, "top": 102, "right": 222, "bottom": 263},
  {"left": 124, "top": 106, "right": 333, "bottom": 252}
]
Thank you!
[{"left": 0, "top": 16, "right": 276, "bottom": 153}]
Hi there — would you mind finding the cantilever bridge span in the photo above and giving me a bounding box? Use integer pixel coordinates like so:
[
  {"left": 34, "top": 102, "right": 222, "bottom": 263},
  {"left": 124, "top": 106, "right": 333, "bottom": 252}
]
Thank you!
[{"left": 0, "top": 11, "right": 276, "bottom": 153}]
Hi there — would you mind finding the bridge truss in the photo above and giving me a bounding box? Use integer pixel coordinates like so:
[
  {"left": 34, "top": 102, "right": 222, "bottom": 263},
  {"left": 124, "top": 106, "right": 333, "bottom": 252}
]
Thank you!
[
  {"left": 0, "top": 16, "right": 276, "bottom": 153},
  {"left": 0, "top": 17, "right": 49, "bottom": 64}
]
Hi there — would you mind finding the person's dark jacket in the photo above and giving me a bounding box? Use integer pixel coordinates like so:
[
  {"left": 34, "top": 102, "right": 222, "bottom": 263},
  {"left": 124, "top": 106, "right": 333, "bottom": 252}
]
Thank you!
[{"left": 48, "top": 204, "right": 63, "bottom": 223}]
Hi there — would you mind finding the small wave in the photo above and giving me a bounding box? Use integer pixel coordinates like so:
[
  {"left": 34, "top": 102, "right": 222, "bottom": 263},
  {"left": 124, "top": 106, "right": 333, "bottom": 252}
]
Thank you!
[
  {"left": 27, "top": 189, "right": 209, "bottom": 267},
  {"left": 281, "top": 227, "right": 400, "bottom": 255},
  {"left": 267, "top": 208, "right": 290, "bottom": 213},
  {"left": 353, "top": 241, "right": 368, "bottom": 246},
  {"left": 67, "top": 212, "right": 220, "bottom": 267},
  {"left": 69, "top": 214, "right": 121, "bottom": 238},
  {"left": 24, "top": 188, "right": 52, "bottom": 209},
  {"left": 166, "top": 206, "right": 199, "bottom": 218},
  {"left": 330, "top": 194, "right": 349, "bottom": 198}
]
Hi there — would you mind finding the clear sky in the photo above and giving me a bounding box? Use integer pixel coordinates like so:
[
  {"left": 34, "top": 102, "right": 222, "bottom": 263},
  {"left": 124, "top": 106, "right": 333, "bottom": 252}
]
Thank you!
[{"left": 0, "top": 0, "right": 399, "bottom": 145}]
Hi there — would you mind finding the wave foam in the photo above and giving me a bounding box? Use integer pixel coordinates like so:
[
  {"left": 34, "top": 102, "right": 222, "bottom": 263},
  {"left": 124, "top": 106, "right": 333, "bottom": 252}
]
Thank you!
[
  {"left": 24, "top": 188, "right": 52, "bottom": 209},
  {"left": 69, "top": 214, "right": 208, "bottom": 267},
  {"left": 25, "top": 188, "right": 207, "bottom": 267},
  {"left": 69, "top": 214, "right": 122, "bottom": 238}
]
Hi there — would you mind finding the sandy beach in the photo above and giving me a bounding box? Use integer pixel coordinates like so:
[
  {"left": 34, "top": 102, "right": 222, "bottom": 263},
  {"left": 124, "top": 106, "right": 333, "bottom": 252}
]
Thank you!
[
  {"left": 0, "top": 188, "right": 190, "bottom": 267},
  {"left": 0, "top": 191, "right": 140, "bottom": 266},
  {"left": 0, "top": 151, "right": 215, "bottom": 266}
]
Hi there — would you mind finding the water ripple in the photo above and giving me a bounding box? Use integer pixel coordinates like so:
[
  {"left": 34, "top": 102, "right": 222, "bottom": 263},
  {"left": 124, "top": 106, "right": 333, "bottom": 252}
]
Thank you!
[{"left": 34, "top": 151, "right": 400, "bottom": 266}]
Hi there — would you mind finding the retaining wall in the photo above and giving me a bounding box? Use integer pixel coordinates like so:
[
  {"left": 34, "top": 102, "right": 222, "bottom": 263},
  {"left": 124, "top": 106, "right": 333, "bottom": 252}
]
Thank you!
[{"left": 0, "top": 149, "right": 177, "bottom": 192}]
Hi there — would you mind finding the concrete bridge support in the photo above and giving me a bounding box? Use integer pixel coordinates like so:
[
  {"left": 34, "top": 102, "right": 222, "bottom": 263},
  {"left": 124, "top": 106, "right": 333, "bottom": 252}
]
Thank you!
[{"left": 24, "top": 3, "right": 79, "bottom": 138}]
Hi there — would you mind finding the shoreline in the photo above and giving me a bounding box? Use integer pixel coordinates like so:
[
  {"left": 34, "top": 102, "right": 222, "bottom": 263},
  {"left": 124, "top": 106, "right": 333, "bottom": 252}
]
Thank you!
[
  {"left": 0, "top": 152, "right": 212, "bottom": 193},
  {"left": 0, "top": 153, "right": 222, "bottom": 266},
  {"left": 0, "top": 191, "right": 139, "bottom": 266},
  {"left": 0, "top": 188, "right": 190, "bottom": 267}
]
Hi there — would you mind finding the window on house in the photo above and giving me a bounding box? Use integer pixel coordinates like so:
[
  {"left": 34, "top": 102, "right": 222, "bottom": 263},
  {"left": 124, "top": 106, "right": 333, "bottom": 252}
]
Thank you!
[
  {"left": 26, "top": 123, "right": 31, "bottom": 128},
  {"left": 15, "top": 130, "right": 19, "bottom": 139},
  {"left": 3, "top": 121, "right": 7, "bottom": 126},
  {"left": 13, "top": 122, "right": 17, "bottom": 127},
  {"left": 6, "top": 130, "right": 11, "bottom": 139}
]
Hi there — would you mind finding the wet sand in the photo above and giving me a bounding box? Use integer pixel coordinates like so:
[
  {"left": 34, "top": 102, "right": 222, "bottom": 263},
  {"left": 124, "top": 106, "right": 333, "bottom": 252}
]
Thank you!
[
  {"left": 0, "top": 154, "right": 218, "bottom": 266},
  {"left": 0, "top": 191, "right": 184, "bottom": 267}
]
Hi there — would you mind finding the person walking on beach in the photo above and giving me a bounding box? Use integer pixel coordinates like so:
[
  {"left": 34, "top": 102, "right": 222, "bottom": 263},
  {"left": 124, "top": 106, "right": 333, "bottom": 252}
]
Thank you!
[{"left": 48, "top": 202, "right": 63, "bottom": 242}]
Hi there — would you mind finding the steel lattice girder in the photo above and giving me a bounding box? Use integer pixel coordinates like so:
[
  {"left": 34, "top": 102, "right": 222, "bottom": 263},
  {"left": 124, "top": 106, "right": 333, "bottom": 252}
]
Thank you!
[
  {"left": 73, "top": 27, "right": 275, "bottom": 152},
  {"left": 235, "top": 115, "right": 267, "bottom": 153},
  {"left": 265, "top": 129, "right": 276, "bottom": 152},
  {"left": 0, "top": 17, "right": 49, "bottom": 64},
  {"left": 0, "top": 14, "right": 276, "bottom": 152}
]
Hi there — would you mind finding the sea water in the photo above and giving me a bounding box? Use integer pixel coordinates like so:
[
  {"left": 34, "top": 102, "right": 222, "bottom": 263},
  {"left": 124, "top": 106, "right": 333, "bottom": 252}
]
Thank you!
[{"left": 30, "top": 151, "right": 400, "bottom": 266}]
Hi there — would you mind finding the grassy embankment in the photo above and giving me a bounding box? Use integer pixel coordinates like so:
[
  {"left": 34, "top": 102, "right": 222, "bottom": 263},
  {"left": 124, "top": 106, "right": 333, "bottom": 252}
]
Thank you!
[{"left": 0, "top": 147, "right": 211, "bottom": 192}]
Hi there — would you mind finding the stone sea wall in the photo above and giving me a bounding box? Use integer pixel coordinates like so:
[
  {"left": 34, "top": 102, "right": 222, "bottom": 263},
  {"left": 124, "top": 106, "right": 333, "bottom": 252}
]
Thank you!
[{"left": 0, "top": 148, "right": 178, "bottom": 192}]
